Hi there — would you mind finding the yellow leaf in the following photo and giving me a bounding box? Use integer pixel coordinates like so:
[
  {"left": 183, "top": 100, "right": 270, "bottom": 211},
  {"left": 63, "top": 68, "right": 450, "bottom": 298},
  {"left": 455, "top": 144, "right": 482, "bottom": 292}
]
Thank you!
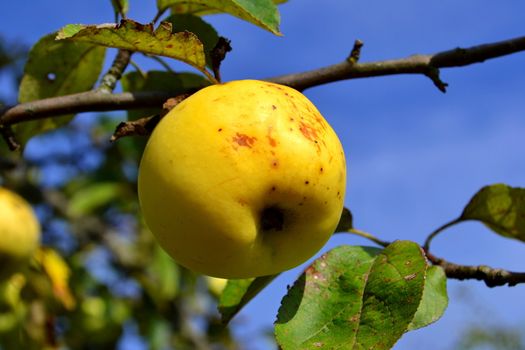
[{"left": 35, "top": 248, "right": 76, "bottom": 310}]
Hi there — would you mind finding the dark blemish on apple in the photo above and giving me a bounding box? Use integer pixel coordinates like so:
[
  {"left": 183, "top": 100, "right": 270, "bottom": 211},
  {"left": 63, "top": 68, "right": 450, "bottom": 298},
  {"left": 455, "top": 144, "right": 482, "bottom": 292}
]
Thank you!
[
  {"left": 272, "top": 105, "right": 277, "bottom": 110},
  {"left": 260, "top": 206, "right": 284, "bottom": 231},
  {"left": 304, "top": 181, "right": 310, "bottom": 185},
  {"left": 232, "top": 133, "right": 256, "bottom": 148},
  {"left": 166, "top": 44, "right": 173, "bottom": 48},
  {"left": 289, "top": 117, "right": 294, "bottom": 122},
  {"left": 271, "top": 160, "right": 279, "bottom": 168},
  {"left": 218, "top": 128, "right": 223, "bottom": 132},
  {"left": 320, "top": 167, "right": 324, "bottom": 173},
  {"left": 271, "top": 186, "right": 277, "bottom": 192}
]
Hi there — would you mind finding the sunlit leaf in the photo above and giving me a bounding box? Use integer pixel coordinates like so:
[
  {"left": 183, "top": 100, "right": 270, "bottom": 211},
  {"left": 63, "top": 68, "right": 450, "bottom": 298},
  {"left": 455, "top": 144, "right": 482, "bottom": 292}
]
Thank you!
[
  {"left": 407, "top": 265, "right": 448, "bottom": 331},
  {"left": 35, "top": 248, "right": 76, "bottom": 310},
  {"left": 461, "top": 184, "right": 525, "bottom": 242},
  {"left": 218, "top": 274, "right": 277, "bottom": 324},
  {"left": 275, "top": 241, "right": 427, "bottom": 350},
  {"left": 17, "top": 33, "right": 105, "bottom": 144},
  {"left": 160, "top": 0, "right": 282, "bottom": 35},
  {"left": 57, "top": 19, "right": 212, "bottom": 80},
  {"left": 68, "top": 182, "right": 130, "bottom": 216},
  {"left": 144, "top": 245, "right": 180, "bottom": 303}
]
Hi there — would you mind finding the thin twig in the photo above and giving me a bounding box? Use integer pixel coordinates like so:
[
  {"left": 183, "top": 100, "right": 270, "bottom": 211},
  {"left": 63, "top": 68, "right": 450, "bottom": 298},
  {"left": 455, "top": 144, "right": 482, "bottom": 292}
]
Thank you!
[
  {"left": 0, "top": 91, "right": 174, "bottom": 125},
  {"left": 1, "top": 35, "right": 525, "bottom": 126},
  {"left": 268, "top": 35, "right": 525, "bottom": 92},
  {"left": 98, "top": 49, "right": 132, "bottom": 93},
  {"left": 110, "top": 93, "right": 190, "bottom": 141},
  {"left": 0, "top": 124, "right": 20, "bottom": 151},
  {"left": 425, "top": 251, "right": 525, "bottom": 287},
  {"left": 347, "top": 228, "right": 391, "bottom": 247},
  {"left": 347, "top": 39, "right": 364, "bottom": 64}
]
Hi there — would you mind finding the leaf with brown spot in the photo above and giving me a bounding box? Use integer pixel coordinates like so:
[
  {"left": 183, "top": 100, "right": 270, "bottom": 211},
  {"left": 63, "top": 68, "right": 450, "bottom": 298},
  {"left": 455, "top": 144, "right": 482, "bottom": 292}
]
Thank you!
[
  {"left": 57, "top": 19, "right": 213, "bottom": 81},
  {"left": 218, "top": 275, "right": 278, "bottom": 324},
  {"left": 16, "top": 33, "right": 105, "bottom": 144},
  {"left": 275, "top": 241, "right": 429, "bottom": 350},
  {"left": 460, "top": 184, "right": 525, "bottom": 242}
]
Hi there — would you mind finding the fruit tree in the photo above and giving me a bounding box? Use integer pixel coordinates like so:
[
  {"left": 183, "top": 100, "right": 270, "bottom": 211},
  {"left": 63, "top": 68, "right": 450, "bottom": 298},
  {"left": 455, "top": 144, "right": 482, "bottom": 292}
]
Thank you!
[{"left": 0, "top": 1, "right": 524, "bottom": 349}]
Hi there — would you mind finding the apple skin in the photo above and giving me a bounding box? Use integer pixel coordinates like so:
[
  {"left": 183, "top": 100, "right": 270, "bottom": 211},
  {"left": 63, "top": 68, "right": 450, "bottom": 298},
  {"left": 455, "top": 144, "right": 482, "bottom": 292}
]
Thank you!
[
  {"left": 138, "top": 80, "right": 346, "bottom": 278},
  {"left": 0, "top": 187, "right": 41, "bottom": 280}
]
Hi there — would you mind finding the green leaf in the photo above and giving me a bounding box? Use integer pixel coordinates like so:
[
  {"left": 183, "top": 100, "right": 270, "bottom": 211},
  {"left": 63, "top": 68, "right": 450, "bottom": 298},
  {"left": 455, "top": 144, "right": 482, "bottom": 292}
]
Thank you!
[
  {"left": 17, "top": 33, "right": 105, "bottom": 144},
  {"left": 218, "top": 274, "right": 277, "bottom": 324},
  {"left": 164, "top": 14, "right": 219, "bottom": 68},
  {"left": 68, "top": 182, "right": 129, "bottom": 216},
  {"left": 57, "top": 19, "right": 212, "bottom": 80},
  {"left": 161, "top": 0, "right": 282, "bottom": 35},
  {"left": 407, "top": 265, "right": 448, "bottom": 331},
  {"left": 111, "top": 0, "right": 129, "bottom": 18},
  {"left": 275, "top": 241, "right": 427, "bottom": 350},
  {"left": 145, "top": 245, "right": 180, "bottom": 303},
  {"left": 121, "top": 70, "right": 209, "bottom": 119},
  {"left": 335, "top": 207, "right": 353, "bottom": 232},
  {"left": 461, "top": 184, "right": 525, "bottom": 242}
]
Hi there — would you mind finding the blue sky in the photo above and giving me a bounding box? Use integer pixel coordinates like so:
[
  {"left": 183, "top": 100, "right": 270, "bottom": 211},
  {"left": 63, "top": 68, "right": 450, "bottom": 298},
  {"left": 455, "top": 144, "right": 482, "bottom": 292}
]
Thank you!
[{"left": 2, "top": 1, "right": 525, "bottom": 349}]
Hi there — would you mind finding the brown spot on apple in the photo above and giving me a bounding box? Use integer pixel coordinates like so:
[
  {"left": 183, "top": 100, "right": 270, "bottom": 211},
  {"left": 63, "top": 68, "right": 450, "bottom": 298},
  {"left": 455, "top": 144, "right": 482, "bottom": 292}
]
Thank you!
[
  {"left": 271, "top": 160, "right": 279, "bottom": 168},
  {"left": 237, "top": 198, "right": 249, "bottom": 206},
  {"left": 232, "top": 133, "right": 256, "bottom": 148},
  {"left": 299, "top": 122, "right": 319, "bottom": 142},
  {"left": 267, "top": 127, "right": 277, "bottom": 147}
]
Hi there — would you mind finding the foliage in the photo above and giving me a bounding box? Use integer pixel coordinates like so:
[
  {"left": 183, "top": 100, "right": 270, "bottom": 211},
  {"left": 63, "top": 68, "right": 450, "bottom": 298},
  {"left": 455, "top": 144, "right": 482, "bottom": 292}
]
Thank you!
[{"left": 0, "top": 1, "right": 523, "bottom": 349}]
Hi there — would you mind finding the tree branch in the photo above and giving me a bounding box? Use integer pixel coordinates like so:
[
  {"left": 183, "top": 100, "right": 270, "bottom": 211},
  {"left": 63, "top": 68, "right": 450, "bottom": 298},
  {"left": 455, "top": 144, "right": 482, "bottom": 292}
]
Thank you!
[
  {"left": 1, "top": 35, "right": 524, "bottom": 126},
  {"left": 0, "top": 91, "right": 173, "bottom": 125},
  {"left": 268, "top": 35, "right": 525, "bottom": 91},
  {"left": 98, "top": 49, "right": 132, "bottom": 93},
  {"left": 426, "top": 252, "right": 525, "bottom": 287},
  {"left": 346, "top": 227, "right": 525, "bottom": 287}
]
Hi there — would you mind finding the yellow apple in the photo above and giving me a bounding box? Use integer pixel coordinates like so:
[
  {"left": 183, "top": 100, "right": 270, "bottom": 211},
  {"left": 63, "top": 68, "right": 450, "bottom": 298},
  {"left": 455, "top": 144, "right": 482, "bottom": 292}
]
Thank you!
[
  {"left": 0, "top": 187, "right": 40, "bottom": 280},
  {"left": 138, "top": 80, "right": 346, "bottom": 278}
]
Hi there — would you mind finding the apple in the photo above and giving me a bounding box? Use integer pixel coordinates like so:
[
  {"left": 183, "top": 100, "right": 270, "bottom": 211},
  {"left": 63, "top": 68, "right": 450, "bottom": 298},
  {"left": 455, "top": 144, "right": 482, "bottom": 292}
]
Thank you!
[
  {"left": 0, "top": 187, "right": 41, "bottom": 280},
  {"left": 138, "top": 80, "right": 346, "bottom": 278}
]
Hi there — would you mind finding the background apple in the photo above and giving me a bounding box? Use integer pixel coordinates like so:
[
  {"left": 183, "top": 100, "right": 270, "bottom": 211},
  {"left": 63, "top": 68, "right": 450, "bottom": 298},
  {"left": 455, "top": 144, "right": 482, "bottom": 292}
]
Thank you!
[
  {"left": 138, "top": 80, "right": 346, "bottom": 278},
  {"left": 0, "top": 188, "right": 41, "bottom": 280}
]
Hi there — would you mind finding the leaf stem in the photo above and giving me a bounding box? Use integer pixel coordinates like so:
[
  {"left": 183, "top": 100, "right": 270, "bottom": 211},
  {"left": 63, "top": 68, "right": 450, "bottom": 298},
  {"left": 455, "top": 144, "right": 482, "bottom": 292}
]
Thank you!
[
  {"left": 152, "top": 9, "right": 167, "bottom": 24},
  {"left": 423, "top": 217, "right": 463, "bottom": 252},
  {"left": 347, "top": 228, "right": 391, "bottom": 248},
  {"left": 203, "top": 69, "right": 220, "bottom": 85},
  {"left": 145, "top": 54, "right": 177, "bottom": 74}
]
